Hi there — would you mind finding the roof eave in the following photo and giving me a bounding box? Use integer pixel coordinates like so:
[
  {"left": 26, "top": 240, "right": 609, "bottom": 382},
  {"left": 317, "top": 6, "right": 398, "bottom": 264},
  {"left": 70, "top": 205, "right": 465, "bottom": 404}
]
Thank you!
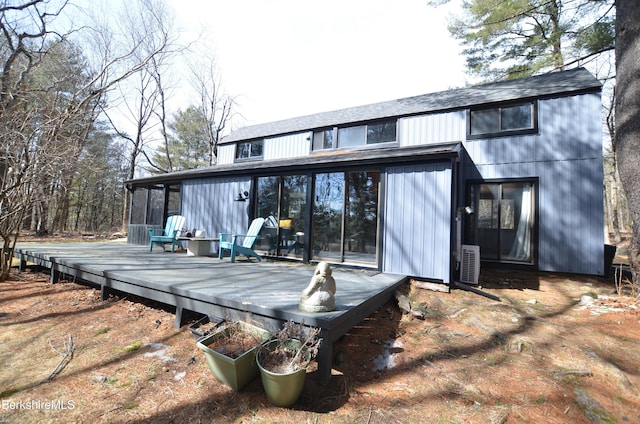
[{"left": 126, "top": 143, "right": 462, "bottom": 187}]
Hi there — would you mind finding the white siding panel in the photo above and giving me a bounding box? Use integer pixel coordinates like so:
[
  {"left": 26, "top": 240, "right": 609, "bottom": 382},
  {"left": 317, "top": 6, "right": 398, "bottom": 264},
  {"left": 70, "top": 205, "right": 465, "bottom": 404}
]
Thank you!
[
  {"left": 398, "top": 111, "right": 466, "bottom": 147},
  {"left": 217, "top": 144, "right": 235, "bottom": 165},
  {"left": 383, "top": 162, "right": 452, "bottom": 283},
  {"left": 264, "top": 132, "right": 311, "bottom": 161}
]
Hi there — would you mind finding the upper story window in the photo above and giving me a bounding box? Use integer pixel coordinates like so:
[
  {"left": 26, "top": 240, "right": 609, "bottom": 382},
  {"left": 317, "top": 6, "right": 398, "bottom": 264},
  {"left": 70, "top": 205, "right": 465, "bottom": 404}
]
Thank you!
[
  {"left": 313, "top": 119, "right": 397, "bottom": 151},
  {"left": 313, "top": 129, "right": 334, "bottom": 150},
  {"left": 235, "top": 139, "right": 264, "bottom": 161},
  {"left": 469, "top": 101, "right": 537, "bottom": 138}
]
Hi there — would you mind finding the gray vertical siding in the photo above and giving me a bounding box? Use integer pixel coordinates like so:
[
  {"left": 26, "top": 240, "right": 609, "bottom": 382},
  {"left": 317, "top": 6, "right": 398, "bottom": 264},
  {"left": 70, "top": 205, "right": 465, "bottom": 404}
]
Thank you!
[
  {"left": 173, "top": 88, "right": 603, "bottom": 277},
  {"left": 462, "top": 93, "right": 604, "bottom": 275},
  {"left": 464, "top": 94, "right": 603, "bottom": 163},
  {"left": 383, "top": 162, "right": 452, "bottom": 283},
  {"left": 264, "top": 131, "right": 311, "bottom": 160},
  {"left": 217, "top": 144, "right": 235, "bottom": 165},
  {"left": 181, "top": 176, "right": 254, "bottom": 238},
  {"left": 398, "top": 111, "right": 466, "bottom": 146}
]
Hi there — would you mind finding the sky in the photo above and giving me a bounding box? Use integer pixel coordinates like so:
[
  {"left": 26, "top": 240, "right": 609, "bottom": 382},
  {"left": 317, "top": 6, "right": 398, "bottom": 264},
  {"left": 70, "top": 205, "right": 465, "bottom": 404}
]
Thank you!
[{"left": 167, "top": 0, "right": 468, "bottom": 128}]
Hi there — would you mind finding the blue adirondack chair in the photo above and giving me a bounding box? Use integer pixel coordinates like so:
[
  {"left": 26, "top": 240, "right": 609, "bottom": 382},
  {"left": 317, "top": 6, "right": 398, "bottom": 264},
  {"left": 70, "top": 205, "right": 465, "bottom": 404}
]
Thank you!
[
  {"left": 148, "top": 215, "right": 186, "bottom": 252},
  {"left": 218, "top": 217, "right": 265, "bottom": 262}
]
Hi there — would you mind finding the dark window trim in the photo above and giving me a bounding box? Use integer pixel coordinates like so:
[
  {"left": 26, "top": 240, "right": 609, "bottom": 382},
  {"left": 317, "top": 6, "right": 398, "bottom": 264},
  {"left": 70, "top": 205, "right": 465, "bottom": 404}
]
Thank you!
[
  {"left": 311, "top": 118, "right": 398, "bottom": 152},
  {"left": 467, "top": 100, "right": 538, "bottom": 140},
  {"left": 252, "top": 166, "right": 383, "bottom": 271},
  {"left": 464, "top": 177, "right": 539, "bottom": 268},
  {"left": 235, "top": 139, "right": 264, "bottom": 162}
]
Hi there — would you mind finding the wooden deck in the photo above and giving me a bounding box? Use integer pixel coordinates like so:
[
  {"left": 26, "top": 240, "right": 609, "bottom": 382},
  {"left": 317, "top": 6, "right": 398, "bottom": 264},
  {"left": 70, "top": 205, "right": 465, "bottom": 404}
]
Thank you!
[{"left": 13, "top": 242, "right": 407, "bottom": 385}]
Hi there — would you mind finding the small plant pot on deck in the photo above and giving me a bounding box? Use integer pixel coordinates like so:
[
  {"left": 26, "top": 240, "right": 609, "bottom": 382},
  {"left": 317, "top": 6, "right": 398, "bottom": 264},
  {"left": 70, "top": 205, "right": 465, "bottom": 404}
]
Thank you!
[
  {"left": 256, "top": 339, "right": 310, "bottom": 407},
  {"left": 196, "top": 321, "right": 271, "bottom": 391}
]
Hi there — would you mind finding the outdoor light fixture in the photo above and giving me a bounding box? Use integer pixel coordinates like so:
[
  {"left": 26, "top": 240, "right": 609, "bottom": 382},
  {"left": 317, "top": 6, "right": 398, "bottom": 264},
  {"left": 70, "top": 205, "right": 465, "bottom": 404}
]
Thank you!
[{"left": 235, "top": 190, "right": 249, "bottom": 202}]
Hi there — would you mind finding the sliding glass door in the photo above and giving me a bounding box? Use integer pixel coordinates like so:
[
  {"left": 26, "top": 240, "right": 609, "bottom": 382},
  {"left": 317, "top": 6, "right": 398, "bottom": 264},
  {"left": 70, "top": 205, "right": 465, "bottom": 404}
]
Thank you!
[
  {"left": 466, "top": 181, "right": 535, "bottom": 264},
  {"left": 253, "top": 170, "right": 381, "bottom": 266},
  {"left": 312, "top": 171, "right": 380, "bottom": 264},
  {"left": 254, "top": 175, "right": 307, "bottom": 259}
]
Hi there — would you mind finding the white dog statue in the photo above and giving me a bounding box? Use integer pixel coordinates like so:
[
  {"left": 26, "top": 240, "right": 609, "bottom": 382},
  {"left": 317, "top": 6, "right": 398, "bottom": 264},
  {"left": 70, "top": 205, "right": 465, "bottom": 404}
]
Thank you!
[{"left": 299, "top": 262, "right": 336, "bottom": 312}]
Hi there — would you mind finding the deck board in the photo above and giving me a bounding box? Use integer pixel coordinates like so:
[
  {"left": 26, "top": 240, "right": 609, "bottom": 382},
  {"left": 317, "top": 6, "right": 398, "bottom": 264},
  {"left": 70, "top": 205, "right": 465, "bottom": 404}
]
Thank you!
[{"left": 14, "top": 242, "right": 407, "bottom": 385}]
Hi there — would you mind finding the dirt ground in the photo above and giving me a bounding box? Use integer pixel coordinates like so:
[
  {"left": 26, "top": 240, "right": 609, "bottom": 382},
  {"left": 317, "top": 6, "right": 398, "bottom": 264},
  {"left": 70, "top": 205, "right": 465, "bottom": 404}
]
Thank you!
[{"left": 1, "top": 250, "right": 639, "bottom": 423}]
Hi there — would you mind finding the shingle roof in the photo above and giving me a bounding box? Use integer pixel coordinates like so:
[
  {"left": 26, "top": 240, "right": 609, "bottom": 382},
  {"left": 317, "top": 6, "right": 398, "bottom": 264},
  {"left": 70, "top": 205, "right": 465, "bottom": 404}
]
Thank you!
[{"left": 223, "top": 67, "right": 601, "bottom": 144}]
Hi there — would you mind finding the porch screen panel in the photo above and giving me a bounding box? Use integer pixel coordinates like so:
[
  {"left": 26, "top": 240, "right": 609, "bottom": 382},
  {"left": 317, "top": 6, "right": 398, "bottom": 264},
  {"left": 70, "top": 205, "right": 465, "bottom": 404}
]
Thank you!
[
  {"left": 147, "top": 188, "right": 164, "bottom": 226},
  {"left": 130, "top": 188, "right": 147, "bottom": 225},
  {"left": 167, "top": 184, "right": 181, "bottom": 217}
]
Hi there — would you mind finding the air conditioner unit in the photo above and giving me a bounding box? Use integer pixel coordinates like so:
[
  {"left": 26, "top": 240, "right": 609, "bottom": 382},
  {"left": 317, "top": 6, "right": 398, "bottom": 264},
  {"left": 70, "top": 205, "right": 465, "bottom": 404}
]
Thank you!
[{"left": 460, "top": 245, "right": 480, "bottom": 285}]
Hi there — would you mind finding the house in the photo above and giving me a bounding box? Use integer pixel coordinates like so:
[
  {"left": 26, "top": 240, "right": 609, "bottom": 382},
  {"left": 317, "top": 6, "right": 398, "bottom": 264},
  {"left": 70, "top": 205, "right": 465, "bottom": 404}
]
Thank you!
[{"left": 126, "top": 67, "right": 605, "bottom": 284}]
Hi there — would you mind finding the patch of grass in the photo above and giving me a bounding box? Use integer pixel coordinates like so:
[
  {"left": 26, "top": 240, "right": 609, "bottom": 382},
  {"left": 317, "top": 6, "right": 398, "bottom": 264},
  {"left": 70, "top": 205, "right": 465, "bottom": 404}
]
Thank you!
[
  {"left": 533, "top": 395, "right": 547, "bottom": 404},
  {"left": 484, "top": 353, "right": 506, "bottom": 366},
  {"left": 122, "top": 401, "right": 139, "bottom": 409},
  {"left": 94, "top": 327, "right": 110, "bottom": 336},
  {"left": 119, "top": 341, "right": 143, "bottom": 352},
  {"left": 0, "top": 388, "right": 19, "bottom": 399}
]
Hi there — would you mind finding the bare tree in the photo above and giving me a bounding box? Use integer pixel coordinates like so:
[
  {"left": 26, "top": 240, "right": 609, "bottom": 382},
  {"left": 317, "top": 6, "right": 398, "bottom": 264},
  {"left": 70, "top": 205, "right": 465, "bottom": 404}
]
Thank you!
[
  {"left": 0, "top": 0, "right": 178, "bottom": 280},
  {"left": 187, "top": 49, "right": 234, "bottom": 166},
  {"left": 100, "top": 0, "right": 180, "bottom": 231}
]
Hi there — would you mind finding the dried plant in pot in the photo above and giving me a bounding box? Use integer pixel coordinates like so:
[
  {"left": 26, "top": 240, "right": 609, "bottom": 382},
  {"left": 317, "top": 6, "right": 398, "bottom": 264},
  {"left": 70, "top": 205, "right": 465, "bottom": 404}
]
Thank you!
[
  {"left": 256, "top": 321, "right": 321, "bottom": 407},
  {"left": 196, "top": 320, "right": 271, "bottom": 391}
]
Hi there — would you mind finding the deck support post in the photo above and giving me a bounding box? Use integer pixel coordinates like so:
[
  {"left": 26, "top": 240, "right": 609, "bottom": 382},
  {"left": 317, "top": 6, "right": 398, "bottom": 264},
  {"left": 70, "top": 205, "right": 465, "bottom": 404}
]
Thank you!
[
  {"left": 50, "top": 266, "right": 60, "bottom": 284},
  {"left": 174, "top": 306, "right": 184, "bottom": 328},
  {"left": 100, "top": 285, "right": 111, "bottom": 300},
  {"left": 19, "top": 254, "right": 26, "bottom": 272},
  {"left": 316, "top": 329, "right": 333, "bottom": 386}
]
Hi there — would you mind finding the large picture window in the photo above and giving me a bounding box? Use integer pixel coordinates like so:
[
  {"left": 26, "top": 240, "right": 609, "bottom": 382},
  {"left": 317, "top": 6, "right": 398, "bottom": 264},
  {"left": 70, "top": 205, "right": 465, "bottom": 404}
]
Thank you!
[{"left": 469, "top": 102, "right": 536, "bottom": 138}]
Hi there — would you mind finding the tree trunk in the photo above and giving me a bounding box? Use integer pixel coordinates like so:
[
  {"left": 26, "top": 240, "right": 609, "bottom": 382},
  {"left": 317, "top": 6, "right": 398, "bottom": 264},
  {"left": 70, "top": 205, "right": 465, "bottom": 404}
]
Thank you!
[{"left": 615, "top": 0, "right": 640, "bottom": 291}]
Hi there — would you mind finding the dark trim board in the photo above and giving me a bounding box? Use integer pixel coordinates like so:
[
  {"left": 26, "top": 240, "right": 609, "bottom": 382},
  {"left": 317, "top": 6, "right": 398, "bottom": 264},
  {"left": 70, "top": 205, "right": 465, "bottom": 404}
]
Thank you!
[{"left": 14, "top": 242, "right": 407, "bottom": 385}]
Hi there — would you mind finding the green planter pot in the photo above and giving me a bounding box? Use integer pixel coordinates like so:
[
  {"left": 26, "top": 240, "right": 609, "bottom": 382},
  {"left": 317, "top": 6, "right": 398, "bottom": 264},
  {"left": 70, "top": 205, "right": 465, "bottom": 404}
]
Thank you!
[
  {"left": 196, "top": 321, "right": 271, "bottom": 391},
  {"left": 256, "top": 339, "right": 309, "bottom": 407}
]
